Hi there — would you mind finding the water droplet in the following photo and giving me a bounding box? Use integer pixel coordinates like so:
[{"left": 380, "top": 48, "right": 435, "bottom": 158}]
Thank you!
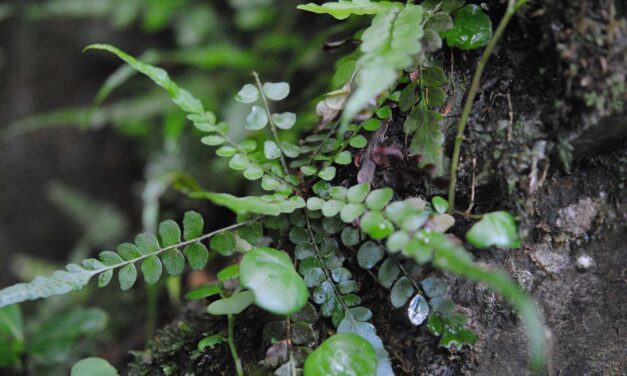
[{"left": 407, "top": 294, "right": 429, "bottom": 326}]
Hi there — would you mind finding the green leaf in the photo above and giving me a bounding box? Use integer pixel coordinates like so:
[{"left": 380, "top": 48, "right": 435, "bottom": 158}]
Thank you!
[
  {"left": 183, "top": 211, "right": 204, "bottom": 240},
  {"left": 272, "top": 112, "right": 296, "bottom": 129},
  {"left": 357, "top": 241, "right": 385, "bottom": 269},
  {"left": 297, "top": 0, "right": 394, "bottom": 20},
  {"left": 318, "top": 166, "right": 336, "bottom": 181},
  {"left": 431, "top": 196, "right": 449, "bottom": 214},
  {"left": 360, "top": 211, "right": 394, "bottom": 239},
  {"left": 445, "top": 4, "right": 493, "bottom": 50},
  {"left": 264, "top": 140, "right": 281, "bottom": 160},
  {"left": 239, "top": 222, "right": 263, "bottom": 244},
  {"left": 390, "top": 276, "right": 414, "bottom": 308},
  {"left": 378, "top": 258, "right": 400, "bottom": 288},
  {"left": 207, "top": 291, "right": 254, "bottom": 315},
  {"left": 85, "top": 45, "right": 205, "bottom": 115},
  {"left": 349, "top": 135, "right": 368, "bottom": 148},
  {"left": 198, "top": 335, "right": 225, "bottom": 351},
  {"left": 210, "top": 231, "right": 237, "bottom": 256},
  {"left": 235, "top": 83, "right": 259, "bottom": 103},
  {"left": 184, "top": 243, "right": 209, "bottom": 270},
  {"left": 135, "top": 233, "right": 159, "bottom": 255},
  {"left": 426, "top": 87, "right": 447, "bottom": 108},
  {"left": 217, "top": 265, "right": 240, "bottom": 281},
  {"left": 362, "top": 118, "right": 381, "bottom": 131},
  {"left": 466, "top": 211, "right": 521, "bottom": 249},
  {"left": 386, "top": 231, "right": 410, "bottom": 252},
  {"left": 347, "top": 183, "right": 371, "bottom": 203},
  {"left": 261, "top": 175, "right": 280, "bottom": 191},
  {"left": 159, "top": 220, "right": 181, "bottom": 247},
  {"left": 98, "top": 270, "right": 113, "bottom": 287},
  {"left": 240, "top": 248, "right": 308, "bottom": 315},
  {"left": 322, "top": 199, "right": 345, "bottom": 217},
  {"left": 365, "top": 188, "right": 393, "bottom": 210},
  {"left": 0, "top": 264, "right": 96, "bottom": 307},
  {"left": 375, "top": 105, "right": 392, "bottom": 119},
  {"left": 71, "top": 357, "right": 118, "bottom": 376},
  {"left": 307, "top": 197, "right": 325, "bottom": 211},
  {"left": 243, "top": 165, "right": 264, "bottom": 180},
  {"left": 197, "top": 192, "right": 305, "bottom": 216},
  {"left": 336, "top": 319, "right": 393, "bottom": 375},
  {"left": 340, "top": 203, "right": 365, "bottom": 223},
  {"left": 216, "top": 146, "right": 237, "bottom": 157},
  {"left": 408, "top": 108, "right": 444, "bottom": 175},
  {"left": 246, "top": 105, "right": 268, "bottom": 130},
  {"left": 141, "top": 255, "right": 162, "bottom": 284},
  {"left": 421, "top": 66, "right": 447, "bottom": 87},
  {"left": 117, "top": 243, "right": 141, "bottom": 260},
  {"left": 185, "top": 284, "right": 221, "bottom": 300},
  {"left": 161, "top": 249, "right": 185, "bottom": 276},
  {"left": 341, "top": 5, "right": 424, "bottom": 129},
  {"left": 200, "top": 135, "right": 225, "bottom": 146},
  {"left": 420, "top": 276, "right": 447, "bottom": 298},
  {"left": 334, "top": 151, "right": 352, "bottom": 165},
  {"left": 118, "top": 264, "right": 137, "bottom": 291},
  {"left": 399, "top": 81, "right": 420, "bottom": 112},
  {"left": 262, "top": 82, "right": 290, "bottom": 101},
  {"left": 304, "top": 333, "right": 377, "bottom": 376},
  {"left": 280, "top": 141, "right": 301, "bottom": 158},
  {"left": 300, "top": 165, "right": 318, "bottom": 176},
  {"left": 341, "top": 227, "right": 361, "bottom": 246},
  {"left": 229, "top": 154, "right": 249, "bottom": 170}
]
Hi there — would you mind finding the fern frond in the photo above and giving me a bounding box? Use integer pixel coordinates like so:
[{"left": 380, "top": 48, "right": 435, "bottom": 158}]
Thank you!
[
  {"left": 297, "top": 0, "right": 395, "bottom": 20},
  {"left": 0, "top": 212, "right": 255, "bottom": 308},
  {"left": 341, "top": 4, "right": 424, "bottom": 131}
]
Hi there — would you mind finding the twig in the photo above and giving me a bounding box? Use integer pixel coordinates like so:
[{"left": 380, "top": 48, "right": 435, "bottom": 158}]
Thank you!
[
  {"left": 227, "top": 314, "right": 244, "bottom": 376},
  {"left": 252, "top": 71, "right": 289, "bottom": 176},
  {"left": 447, "top": 0, "right": 528, "bottom": 214}
]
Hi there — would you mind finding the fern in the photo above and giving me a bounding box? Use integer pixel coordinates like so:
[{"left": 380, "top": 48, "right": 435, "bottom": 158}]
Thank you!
[
  {"left": 0, "top": 212, "right": 254, "bottom": 307},
  {"left": 341, "top": 4, "right": 424, "bottom": 131},
  {"left": 297, "top": 0, "right": 394, "bottom": 20}
]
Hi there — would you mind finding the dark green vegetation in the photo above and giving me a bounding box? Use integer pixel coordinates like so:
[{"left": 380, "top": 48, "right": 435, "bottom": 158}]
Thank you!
[{"left": 0, "top": 0, "right": 625, "bottom": 375}]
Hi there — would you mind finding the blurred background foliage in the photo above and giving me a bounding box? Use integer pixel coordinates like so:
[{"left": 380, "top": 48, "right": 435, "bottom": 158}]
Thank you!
[{"left": 0, "top": 0, "right": 364, "bottom": 373}]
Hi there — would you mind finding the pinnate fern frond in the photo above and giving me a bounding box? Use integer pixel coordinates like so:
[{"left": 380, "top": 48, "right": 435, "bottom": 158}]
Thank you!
[{"left": 0, "top": 211, "right": 252, "bottom": 307}]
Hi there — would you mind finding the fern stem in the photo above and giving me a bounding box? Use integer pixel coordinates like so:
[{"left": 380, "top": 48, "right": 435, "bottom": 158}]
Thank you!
[
  {"left": 93, "top": 219, "right": 260, "bottom": 276},
  {"left": 227, "top": 314, "right": 244, "bottom": 376},
  {"left": 447, "top": 0, "right": 527, "bottom": 214},
  {"left": 252, "top": 71, "right": 290, "bottom": 176}
]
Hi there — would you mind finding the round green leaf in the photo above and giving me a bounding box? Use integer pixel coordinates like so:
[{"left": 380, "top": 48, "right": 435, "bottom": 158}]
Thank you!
[
  {"left": 334, "top": 151, "right": 352, "bottom": 165},
  {"left": 318, "top": 166, "right": 336, "bottom": 181},
  {"left": 347, "top": 183, "right": 370, "bottom": 203},
  {"left": 239, "top": 247, "right": 308, "bottom": 315},
  {"left": 340, "top": 203, "right": 365, "bottom": 223},
  {"left": 357, "top": 241, "right": 385, "bottom": 269},
  {"left": 378, "top": 258, "right": 400, "bottom": 288},
  {"left": 300, "top": 165, "right": 318, "bottom": 176},
  {"left": 445, "top": 4, "right": 493, "bottom": 50},
  {"left": 210, "top": 231, "right": 237, "bottom": 256},
  {"left": 141, "top": 255, "right": 162, "bottom": 284},
  {"left": 360, "top": 211, "right": 394, "bottom": 240},
  {"left": 246, "top": 105, "right": 268, "bottom": 130},
  {"left": 303, "top": 333, "right": 377, "bottom": 376},
  {"left": 161, "top": 249, "right": 185, "bottom": 276},
  {"left": 216, "top": 146, "right": 237, "bottom": 157},
  {"left": 71, "top": 357, "right": 118, "bottom": 376},
  {"left": 322, "top": 199, "right": 345, "bottom": 217},
  {"left": 272, "top": 112, "right": 296, "bottom": 129},
  {"left": 264, "top": 140, "right": 281, "bottom": 160},
  {"left": 235, "top": 83, "right": 259, "bottom": 103},
  {"left": 349, "top": 135, "right": 368, "bottom": 148},
  {"left": 306, "top": 197, "right": 325, "bottom": 211},
  {"left": 159, "top": 220, "right": 181, "bottom": 247},
  {"left": 118, "top": 264, "right": 137, "bottom": 291},
  {"left": 466, "top": 211, "right": 521, "bottom": 249},
  {"left": 391, "top": 276, "right": 414, "bottom": 308},
  {"left": 244, "top": 165, "right": 264, "bottom": 180},
  {"left": 362, "top": 118, "right": 381, "bottom": 131},
  {"left": 200, "top": 135, "right": 225, "bottom": 146},
  {"left": 184, "top": 242, "right": 209, "bottom": 270},
  {"left": 263, "top": 82, "right": 290, "bottom": 101},
  {"left": 431, "top": 196, "right": 449, "bottom": 214},
  {"left": 365, "top": 188, "right": 394, "bottom": 210}
]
